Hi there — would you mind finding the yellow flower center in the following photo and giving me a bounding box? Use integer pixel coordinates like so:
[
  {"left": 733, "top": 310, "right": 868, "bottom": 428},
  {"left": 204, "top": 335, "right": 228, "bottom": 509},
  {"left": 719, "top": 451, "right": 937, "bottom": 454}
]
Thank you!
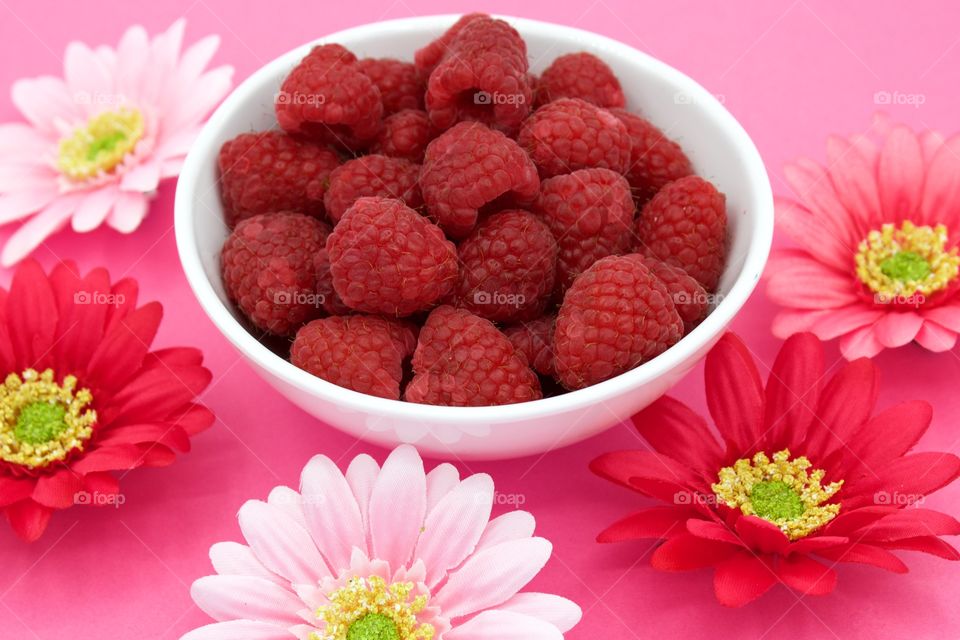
[
  {"left": 57, "top": 108, "right": 144, "bottom": 181},
  {"left": 712, "top": 449, "right": 842, "bottom": 540},
  {"left": 0, "top": 369, "right": 96, "bottom": 469},
  {"left": 312, "top": 575, "right": 435, "bottom": 640},
  {"left": 855, "top": 220, "right": 959, "bottom": 303}
]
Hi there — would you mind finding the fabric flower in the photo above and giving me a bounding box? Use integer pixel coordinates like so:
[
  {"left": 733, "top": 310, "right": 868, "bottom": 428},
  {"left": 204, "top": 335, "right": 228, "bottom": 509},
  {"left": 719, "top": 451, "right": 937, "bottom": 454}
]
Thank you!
[
  {"left": 766, "top": 113, "right": 960, "bottom": 358},
  {"left": 183, "top": 444, "right": 581, "bottom": 639},
  {"left": 0, "top": 260, "right": 214, "bottom": 541},
  {"left": 591, "top": 332, "right": 960, "bottom": 607},
  {"left": 0, "top": 20, "right": 232, "bottom": 265}
]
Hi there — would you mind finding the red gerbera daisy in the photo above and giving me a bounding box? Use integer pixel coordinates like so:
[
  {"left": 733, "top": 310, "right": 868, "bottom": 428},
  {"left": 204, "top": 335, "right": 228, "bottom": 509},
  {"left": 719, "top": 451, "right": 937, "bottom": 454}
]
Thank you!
[
  {"left": 592, "top": 332, "right": 960, "bottom": 606},
  {"left": 0, "top": 260, "right": 214, "bottom": 542}
]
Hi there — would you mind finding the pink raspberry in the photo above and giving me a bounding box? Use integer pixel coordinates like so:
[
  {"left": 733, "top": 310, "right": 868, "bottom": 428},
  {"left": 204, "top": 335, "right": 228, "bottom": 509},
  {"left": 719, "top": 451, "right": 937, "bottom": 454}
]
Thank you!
[
  {"left": 555, "top": 254, "right": 683, "bottom": 389},
  {"left": 356, "top": 58, "right": 424, "bottom": 114},
  {"left": 518, "top": 98, "right": 632, "bottom": 178},
  {"left": 323, "top": 154, "right": 422, "bottom": 223},
  {"left": 632, "top": 254, "right": 709, "bottom": 332},
  {"left": 612, "top": 108, "right": 693, "bottom": 204},
  {"left": 371, "top": 109, "right": 433, "bottom": 161},
  {"left": 503, "top": 314, "right": 557, "bottom": 377},
  {"left": 415, "top": 13, "right": 490, "bottom": 73},
  {"left": 455, "top": 210, "right": 558, "bottom": 322},
  {"left": 406, "top": 306, "right": 542, "bottom": 406},
  {"left": 536, "top": 52, "right": 625, "bottom": 108},
  {"left": 326, "top": 197, "right": 459, "bottom": 317},
  {"left": 420, "top": 122, "right": 539, "bottom": 238}
]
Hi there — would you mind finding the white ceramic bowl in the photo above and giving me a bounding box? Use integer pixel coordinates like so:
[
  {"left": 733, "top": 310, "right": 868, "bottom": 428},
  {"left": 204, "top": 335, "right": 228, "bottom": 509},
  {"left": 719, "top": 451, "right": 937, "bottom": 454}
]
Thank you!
[{"left": 175, "top": 14, "right": 773, "bottom": 460}]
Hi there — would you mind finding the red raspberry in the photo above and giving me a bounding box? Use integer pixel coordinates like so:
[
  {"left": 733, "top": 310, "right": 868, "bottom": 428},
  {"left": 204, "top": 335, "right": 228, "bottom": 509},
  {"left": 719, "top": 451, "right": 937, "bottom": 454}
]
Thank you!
[
  {"left": 503, "top": 315, "right": 556, "bottom": 377},
  {"left": 415, "top": 13, "right": 491, "bottom": 73},
  {"left": 455, "top": 210, "right": 558, "bottom": 323},
  {"left": 371, "top": 109, "right": 433, "bottom": 161},
  {"left": 632, "top": 255, "right": 709, "bottom": 332},
  {"left": 326, "top": 197, "right": 459, "bottom": 317},
  {"left": 323, "top": 154, "right": 422, "bottom": 223},
  {"left": 533, "top": 168, "right": 636, "bottom": 291},
  {"left": 535, "top": 52, "right": 625, "bottom": 108},
  {"left": 291, "top": 315, "right": 417, "bottom": 399},
  {"left": 356, "top": 58, "right": 424, "bottom": 114},
  {"left": 636, "top": 176, "right": 727, "bottom": 291},
  {"left": 406, "top": 306, "right": 542, "bottom": 406},
  {"left": 554, "top": 254, "right": 683, "bottom": 390},
  {"left": 420, "top": 122, "right": 540, "bottom": 238},
  {"left": 518, "top": 98, "right": 632, "bottom": 178},
  {"left": 275, "top": 44, "right": 383, "bottom": 150},
  {"left": 424, "top": 17, "right": 532, "bottom": 132},
  {"left": 612, "top": 109, "right": 693, "bottom": 204},
  {"left": 221, "top": 212, "right": 329, "bottom": 335},
  {"left": 313, "top": 249, "right": 352, "bottom": 316},
  {"left": 218, "top": 131, "right": 340, "bottom": 228}
]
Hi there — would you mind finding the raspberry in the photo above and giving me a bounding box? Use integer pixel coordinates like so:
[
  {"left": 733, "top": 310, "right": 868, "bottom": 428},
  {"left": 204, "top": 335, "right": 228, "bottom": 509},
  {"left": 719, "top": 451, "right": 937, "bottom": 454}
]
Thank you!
[
  {"left": 503, "top": 315, "right": 556, "bottom": 377},
  {"left": 415, "top": 13, "right": 491, "bottom": 73},
  {"left": 405, "top": 306, "right": 541, "bottom": 406},
  {"left": 356, "top": 58, "right": 424, "bottom": 114},
  {"left": 291, "top": 315, "right": 417, "bottom": 399},
  {"left": 632, "top": 255, "right": 708, "bottom": 332},
  {"left": 218, "top": 131, "right": 340, "bottom": 228},
  {"left": 326, "top": 197, "right": 459, "bottom": 317},
  {"left": 323, "top": 154, "right": 422, "bottom": 223},
  {"left": 535, "top": 52, "right": 625, "bottom": 108},
  {"left": 424, "top": 17, "right": 532, "bottom": 132},
  {"left": 420, "top": 122, "right": 539, "bottom": 238},
  {"left": 221, "top": 212, "right": 329, "bottom": 335},
  {"left": 275, "top": 44, "right": 383, "bottom": 149},
  {"left": 554, "top": 254, "right": 683, "bottom": 390},
  {"left": 636, "top": 176, "right": 727, "bottom": 291},
  {"left": 612, "top": 109, "right": 693, "bottom": 204},
  {"left": 455, "top": 210, "right": 558, "bottom": 322},
  {"left": 313, "top": 248, "right": 352, "bottom": 315},
  {"left": 518, "top": 98, "right": 632, "bottom": 178},
  {"left": 371, "top": 109, "right": 433, "bottom": 161},
  {"left": 533, "top": 168, "right": 636, "bottom": 291}
]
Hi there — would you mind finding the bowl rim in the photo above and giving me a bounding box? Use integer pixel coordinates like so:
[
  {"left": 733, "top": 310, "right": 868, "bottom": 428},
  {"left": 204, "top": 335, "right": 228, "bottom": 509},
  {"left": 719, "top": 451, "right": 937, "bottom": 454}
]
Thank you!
[{"left": 174, "top": 13, "right": 774, "bottom": 423}]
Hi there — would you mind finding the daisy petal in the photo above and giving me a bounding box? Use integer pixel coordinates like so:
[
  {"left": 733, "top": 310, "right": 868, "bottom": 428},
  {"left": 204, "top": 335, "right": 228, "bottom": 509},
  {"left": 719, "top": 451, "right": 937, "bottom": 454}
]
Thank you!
[
  {"left": 434, "top": 537, "right": 552, "bottom": 619},
  {"left": 872, "top": 311, "right": 923, "bottom": 348},
  {"left": 106, "top": 191, "right": 148, "bottom": 233},
  {"left": 72, "top": 185, "right": 119, "bottom": 232},
  {"left": 632, "top": 396, "right": 723, "bottom": 474},
  {"left": 838, "top": 323, "right": 884, "bottom": 359},
  {"left": 64, "top": 41, "right": 114, "bottom": 115},
  {"left": 914, "top": 320, "right": 957, "bottom": 352},
  {"left": 824, "top": 134, "right": 881, "bottom": 235},
  {"left": 704, "top": 333, "right": 764, "bottom": 456},
  {"left": 497, "top": 593, "right": 582, "bottom": 633},
  {"left": 806, "top": 358, "right": 879, "bottom": 462},
  {"left": 368, "top": 444, "right": 426, "bottom": 570},
  {"left": 712, "top": 551, "right": 778, "bottom": 607},
  {"left": 924, "top": 303, "right": 960, "bottom": 332},
  {"left": 4, "top": 500, "right": 53, "bottom": 543},
  {"left": 651, "top": 532, "right": 738, "bottom": 570},
  {"left": 877, "top": 125, "right": 924, "bottom": 222},
  {"left": 0, "top": 165, "right": 57, "bottom": 192},
  {"left": 597, "top": 506, "right": 696, "bottom": 542},
  {"left": 814, "top": 542, "right": 908, "bottom": 573},
  {"left": 238, "top": 500, "right": 328, "bottom": 585},
  {"left": 475, "top": 511, "right": 536, "bottom": 551},
  {"left": 11, "top": 76, "right": 79, "bottom": 134},
  {"left": 761, "top": 332, "right": 823, "bottom": 450},
  {"left": 809, "top": 305, "right": 884, "bottom": 340},
  {"left": 773, "top": 197, "right": 851, "bottom": 272},
  {"left": 445, "top": 610, "right": 563, "bottom": 640},
  {"left": 300, "top": 454, "right": 364, "bottom": 571},
  {"left": 2, "top": 193, "right": 83, "bottom": 266},
  {"left": 765, "top": 250, "right": 858, "bottom": 309},
  {"left": 190, "top": 575, "right": 304, "bottom": 626},
  {"left": 919, "top": 134, "right": 960, "bottom": 229},
  {"left": 180, "top": 620, "right": 294, "bottom": 640},
  {"left": 209, "top": 541, "right": 282, "bottom": 583},
  {"left": 0, "top": 123, "right": 52, "bottom": 162},
  {"left": 425, "top": 462, "right": 460, "bottom": 514},
  {"left": 344, "top": 453, "right": 378, "bottom": 537},
  {"left": 0, "top": 188, "right": 59, "bottom": 225},
  {"left": 777, "top": 554, "right": 837, "bottom": 596},
  {"left": 120, "top": 160, "right": 161, "bottom": 192}
]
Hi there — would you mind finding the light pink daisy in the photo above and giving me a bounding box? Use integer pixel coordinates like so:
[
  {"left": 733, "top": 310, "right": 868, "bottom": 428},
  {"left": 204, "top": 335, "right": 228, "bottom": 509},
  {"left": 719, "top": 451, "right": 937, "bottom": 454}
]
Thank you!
[
  {"left": 182, "top": 445, "right": 581, "bottom": 640},
  {"left": 767, "top": 113, "right": 960, "bottom": 358},
  {"left": 0, "top": 20, "right": 232, "bottom": 265}
]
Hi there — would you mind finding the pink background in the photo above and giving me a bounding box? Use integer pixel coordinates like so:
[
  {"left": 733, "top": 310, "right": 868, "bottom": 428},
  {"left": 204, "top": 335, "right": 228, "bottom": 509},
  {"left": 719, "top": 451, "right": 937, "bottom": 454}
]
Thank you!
[{"left": 1, "top": 1, "right": 959, "bottom": 638}]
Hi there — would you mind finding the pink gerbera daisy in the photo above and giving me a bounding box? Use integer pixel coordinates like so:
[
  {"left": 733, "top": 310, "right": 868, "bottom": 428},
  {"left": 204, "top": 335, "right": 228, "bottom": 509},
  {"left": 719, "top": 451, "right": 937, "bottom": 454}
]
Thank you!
[
  {"left": 0, "top": 20, "right": 232, "bottom": 265},
  {"left": 183, "top": 445, "right": 581, "bottom": 639},
  {"left": 766, "top": 113, "right": 960, "bottom": 358}
]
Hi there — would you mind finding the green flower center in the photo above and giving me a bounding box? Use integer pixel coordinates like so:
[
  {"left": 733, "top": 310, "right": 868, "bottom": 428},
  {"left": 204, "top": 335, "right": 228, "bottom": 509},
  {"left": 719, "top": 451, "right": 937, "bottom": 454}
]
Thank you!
[
  {"left": 14, "top": 401, "right": 68, "bottom": 445},
  {"left": 880, "top": 251, "right": 931, "bottom": 282},
  {"left": 57, "top": 108, "right": 144, "bottom": 181},
  {"left": 749, "top": 480, "right": 805, "bottom": 522},
  {"left": 347, "top": 613, "right": 400, "bottom": 640}
]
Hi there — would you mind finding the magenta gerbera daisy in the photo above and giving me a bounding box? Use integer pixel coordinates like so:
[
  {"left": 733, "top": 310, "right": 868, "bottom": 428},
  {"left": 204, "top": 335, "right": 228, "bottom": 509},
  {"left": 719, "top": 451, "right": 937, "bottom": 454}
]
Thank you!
[
  {"left": 0, "top": 260, "right": 214, "bottom": 541},
  {"left": 767, "top": 113, "right": 960, "bottom": 358},
  {"left": 592, "top": 332, "right": 960, "bottom": 606}
]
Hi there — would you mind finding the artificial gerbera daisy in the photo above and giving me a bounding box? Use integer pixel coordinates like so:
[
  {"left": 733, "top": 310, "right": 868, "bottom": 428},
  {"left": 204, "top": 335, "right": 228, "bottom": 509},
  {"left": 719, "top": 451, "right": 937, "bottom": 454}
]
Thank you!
[
  {"left": 183, "top": 444, "right": 581, "bottom": 639},
  {"left": 0, "top": 20, "right": 232, "bottom": 265},
  {"left": 592, "top": 332, "right": 960, "bottom": 607},
  {"left": 767, "top": 113, "right": 960, "bottom": 358},
  {"left": 0, "top": 260, "right": 213, "bottom": 541}
]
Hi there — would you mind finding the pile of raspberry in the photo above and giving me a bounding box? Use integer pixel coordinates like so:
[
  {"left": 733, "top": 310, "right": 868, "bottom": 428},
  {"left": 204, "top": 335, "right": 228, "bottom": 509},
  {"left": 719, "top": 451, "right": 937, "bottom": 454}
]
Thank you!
[{"left": 218, "top": 14, "right": 728, "bottom": 406}]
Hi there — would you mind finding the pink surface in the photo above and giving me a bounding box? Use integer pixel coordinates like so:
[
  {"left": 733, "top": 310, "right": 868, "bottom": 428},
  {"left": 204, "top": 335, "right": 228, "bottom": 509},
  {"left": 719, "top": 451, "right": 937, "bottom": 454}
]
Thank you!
[{"left": 0, "top": 1, "right": 958, "bottom": 638}]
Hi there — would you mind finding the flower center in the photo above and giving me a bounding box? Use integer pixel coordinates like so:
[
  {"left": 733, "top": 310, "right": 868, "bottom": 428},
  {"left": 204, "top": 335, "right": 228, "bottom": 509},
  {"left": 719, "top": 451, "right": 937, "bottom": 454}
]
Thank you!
[
  {"left": 855, "top": 220, "right": 959, "bottom": 303},
  {"left": 57, "top": 108, "right": 144, "bottom": 181},
  {"left": 712, "top": 449, "right": 842, "bottom": 540},
  {"left": 0, "top": 369, "right": 96, "bottom": 469},
  {"left": 313, "top": 575, "right": 434, "bottom": 640}
]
